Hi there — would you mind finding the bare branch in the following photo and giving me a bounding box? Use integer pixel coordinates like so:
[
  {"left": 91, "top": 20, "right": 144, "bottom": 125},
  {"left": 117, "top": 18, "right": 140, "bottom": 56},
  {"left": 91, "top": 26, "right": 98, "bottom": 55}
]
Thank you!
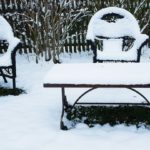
[{"left": 134, "top": 0, "right": 146, "bottom": 14}]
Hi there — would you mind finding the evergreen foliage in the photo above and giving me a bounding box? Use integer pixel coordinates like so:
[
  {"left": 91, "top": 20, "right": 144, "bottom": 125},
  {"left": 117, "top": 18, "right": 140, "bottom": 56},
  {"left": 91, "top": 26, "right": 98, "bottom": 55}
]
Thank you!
[
  {"left": 66, "top": 105, "right": 150, "bottom": 129},
  {"left": 0, "top": 87, "right": 25, "bottom": 96}
]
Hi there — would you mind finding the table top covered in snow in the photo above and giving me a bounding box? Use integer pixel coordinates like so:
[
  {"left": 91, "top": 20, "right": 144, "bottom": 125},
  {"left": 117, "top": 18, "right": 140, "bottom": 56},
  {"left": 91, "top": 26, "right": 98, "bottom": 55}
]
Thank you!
[{"left": 43, "top": 63, "right": 150, "bottom": 87}]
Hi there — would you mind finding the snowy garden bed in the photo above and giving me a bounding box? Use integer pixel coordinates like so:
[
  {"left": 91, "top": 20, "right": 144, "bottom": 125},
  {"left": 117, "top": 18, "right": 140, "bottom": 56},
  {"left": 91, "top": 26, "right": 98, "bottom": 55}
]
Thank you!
[{"left": 0, "top": 51, "right": 150, "bottom": 149}]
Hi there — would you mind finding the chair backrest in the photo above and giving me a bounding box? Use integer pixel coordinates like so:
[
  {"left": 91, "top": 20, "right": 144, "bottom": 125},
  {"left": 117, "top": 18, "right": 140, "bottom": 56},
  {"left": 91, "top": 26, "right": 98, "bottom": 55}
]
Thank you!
[{"left": 86, "top": 7, "right": 149, "bottom": 62}]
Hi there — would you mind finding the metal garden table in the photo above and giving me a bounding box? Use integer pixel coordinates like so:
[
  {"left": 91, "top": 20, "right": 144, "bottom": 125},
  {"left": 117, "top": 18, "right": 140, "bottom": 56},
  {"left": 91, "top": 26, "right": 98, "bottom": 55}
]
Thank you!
[{"left": 43, "top": 63, "right": 150, "bottom": 130}]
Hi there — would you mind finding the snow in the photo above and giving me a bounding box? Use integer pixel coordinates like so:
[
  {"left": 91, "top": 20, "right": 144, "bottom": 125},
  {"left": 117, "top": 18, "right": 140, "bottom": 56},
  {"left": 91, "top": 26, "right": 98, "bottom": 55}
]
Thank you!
[
  {"left": 0, "top": 16, "right": 14, "bottom": 42},
  {"left": 97, "top": 39, "right": 138, "bottom": 60},
  {"left": 86, "top": 7, "right": 147, "bottom": 40},
  {"left": 44, "top": 63, "right": 150, "bottom": 85},
  {"left": 1, "top": 50, "right": 150, "bottom": 150},
  {"left": 0, "top": 15, "right": 20, "bottom": 66}
]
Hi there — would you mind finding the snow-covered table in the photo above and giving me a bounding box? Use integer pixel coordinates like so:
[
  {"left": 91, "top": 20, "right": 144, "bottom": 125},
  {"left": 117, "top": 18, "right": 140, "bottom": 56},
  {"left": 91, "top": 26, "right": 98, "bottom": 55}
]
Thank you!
[{"left": 43, "top": 63, "right": 150, "bottom": 129}]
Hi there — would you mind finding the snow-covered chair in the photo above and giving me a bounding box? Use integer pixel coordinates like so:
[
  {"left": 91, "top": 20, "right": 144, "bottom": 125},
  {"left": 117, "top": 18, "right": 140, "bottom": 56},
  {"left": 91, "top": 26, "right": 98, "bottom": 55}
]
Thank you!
[
  {"left": 86, "top": 7, "right": 149, "bottom": 62},
  {"left": 0, "top": 16, "right": 21, "bottom": 89}
]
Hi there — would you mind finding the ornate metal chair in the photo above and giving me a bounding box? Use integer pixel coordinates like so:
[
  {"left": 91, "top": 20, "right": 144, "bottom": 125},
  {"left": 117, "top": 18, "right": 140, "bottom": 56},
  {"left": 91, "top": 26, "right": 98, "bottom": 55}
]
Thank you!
[
  {"left": 86, "top": 7, "right": 149, "bottom": 62},
  {"left": 0, "top": 16, "right": 21, "bottom": 89}
]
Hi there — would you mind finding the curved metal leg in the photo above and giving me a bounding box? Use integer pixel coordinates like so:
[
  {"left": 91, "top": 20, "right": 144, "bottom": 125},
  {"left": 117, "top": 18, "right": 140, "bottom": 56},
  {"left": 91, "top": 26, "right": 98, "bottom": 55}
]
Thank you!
[
  {"left": 71, "top": 87, "right": 98, "bottom": 109},
  {"left": 126, "top": 87, "right": 150, "bottom": 104},
  {"left": 70, "top": 87, "right": 150, "bottom": 111}
]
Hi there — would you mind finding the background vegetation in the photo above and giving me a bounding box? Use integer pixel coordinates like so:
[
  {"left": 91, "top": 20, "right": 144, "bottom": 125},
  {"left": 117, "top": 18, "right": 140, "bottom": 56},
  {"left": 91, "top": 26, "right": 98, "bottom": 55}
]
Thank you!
[{"left": 0, "top": 0, "right": 149, "bottom": 62}]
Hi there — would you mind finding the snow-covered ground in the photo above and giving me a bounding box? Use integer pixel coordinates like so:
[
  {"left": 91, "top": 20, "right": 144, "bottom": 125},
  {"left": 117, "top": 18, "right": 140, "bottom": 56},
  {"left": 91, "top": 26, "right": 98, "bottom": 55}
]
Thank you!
[{"left": 1, "top": 49, "right": 150, "bottom": 150}]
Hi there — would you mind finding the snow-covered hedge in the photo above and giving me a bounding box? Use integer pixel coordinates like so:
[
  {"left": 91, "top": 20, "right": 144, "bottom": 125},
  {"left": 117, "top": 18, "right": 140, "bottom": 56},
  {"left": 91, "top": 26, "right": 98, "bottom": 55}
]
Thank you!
[{"left": 66, "top": 106, "right": 150, "bottom": 129}]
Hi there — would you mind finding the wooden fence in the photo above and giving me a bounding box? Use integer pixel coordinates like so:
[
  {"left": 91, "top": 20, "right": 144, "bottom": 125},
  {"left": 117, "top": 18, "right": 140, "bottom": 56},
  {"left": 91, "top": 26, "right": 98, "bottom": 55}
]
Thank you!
[{"left": 0, "top": 0, "right": 149, "bottom": 55}]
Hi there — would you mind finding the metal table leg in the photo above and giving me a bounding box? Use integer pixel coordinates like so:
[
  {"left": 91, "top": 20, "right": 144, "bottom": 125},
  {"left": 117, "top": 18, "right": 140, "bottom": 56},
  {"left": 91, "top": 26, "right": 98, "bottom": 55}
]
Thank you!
[{"left": 60, "top": 87, "right": 69, "bottom": 130}]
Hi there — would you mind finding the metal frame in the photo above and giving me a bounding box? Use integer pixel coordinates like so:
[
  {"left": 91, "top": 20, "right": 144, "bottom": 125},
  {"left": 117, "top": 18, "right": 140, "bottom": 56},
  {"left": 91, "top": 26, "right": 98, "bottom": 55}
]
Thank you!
[
  {"left": 71, "top": 87, "right": 150, "bottom": 109},
  {"left": 0, "top": 42, "right": 21, "bottom": 89},
  {"left": 43, "top": 84, "right": 150, "bottom": 130}
]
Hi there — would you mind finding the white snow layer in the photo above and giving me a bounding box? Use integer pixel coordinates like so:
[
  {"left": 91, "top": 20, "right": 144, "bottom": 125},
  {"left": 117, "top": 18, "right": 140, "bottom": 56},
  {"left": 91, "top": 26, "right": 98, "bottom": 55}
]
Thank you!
[
  {"left": 97, "top": 38, "right": 138, "bottom": 61},
  {"left": 0, "top": 15, "right": 20, "bottom": 66},
  {"left": 86, "top": 7, "right": 148, "bottom": 41},
  {"left": 44, "top": 63, "right": 150, "bottom": 85},
  {"left": 96, "top": 36, "right": 148, "bottom": 61}
]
